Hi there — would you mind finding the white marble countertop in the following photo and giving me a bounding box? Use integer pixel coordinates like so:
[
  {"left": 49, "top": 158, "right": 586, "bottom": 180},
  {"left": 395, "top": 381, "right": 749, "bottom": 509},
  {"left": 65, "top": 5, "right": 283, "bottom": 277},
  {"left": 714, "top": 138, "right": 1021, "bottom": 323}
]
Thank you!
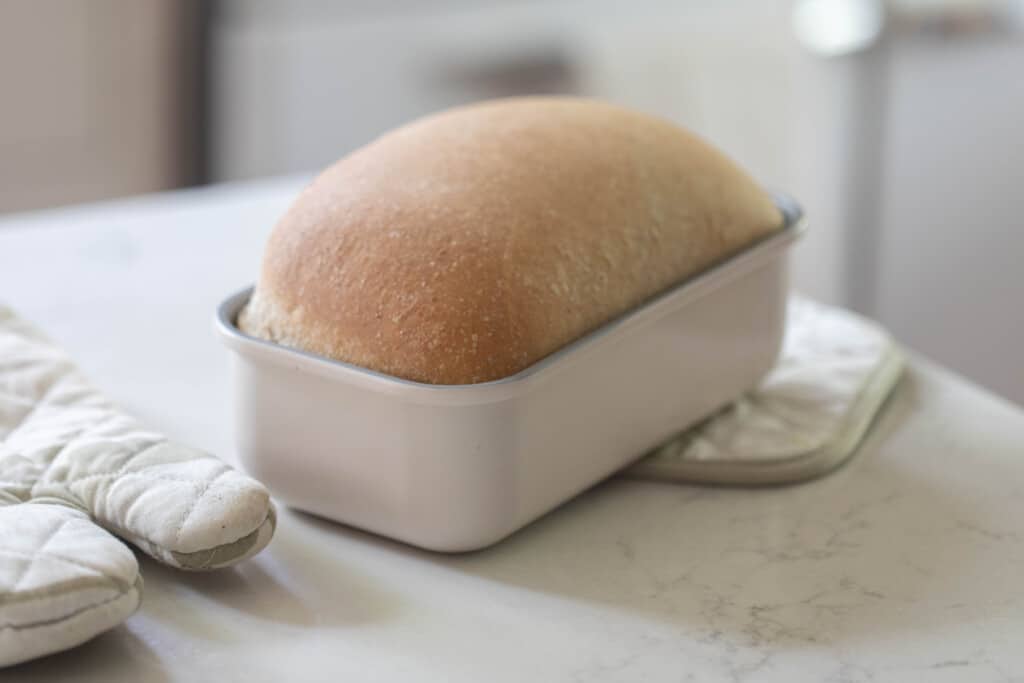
[{"left": 2, "top": 180, "right": 1023, "bottom": 683}]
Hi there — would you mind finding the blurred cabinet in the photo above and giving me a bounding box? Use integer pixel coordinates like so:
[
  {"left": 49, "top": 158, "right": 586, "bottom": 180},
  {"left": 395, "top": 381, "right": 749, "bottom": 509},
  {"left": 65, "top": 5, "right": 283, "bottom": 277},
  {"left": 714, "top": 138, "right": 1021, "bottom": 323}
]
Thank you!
[
  {"left": 874, "top": 23, "right": 1024, "bottom": 404},
  {"left": 0, "top": 1, "right": 202, "bottom": 214},
  {"left": 209, "top": 0, "right": 585, "bottom": 180}
]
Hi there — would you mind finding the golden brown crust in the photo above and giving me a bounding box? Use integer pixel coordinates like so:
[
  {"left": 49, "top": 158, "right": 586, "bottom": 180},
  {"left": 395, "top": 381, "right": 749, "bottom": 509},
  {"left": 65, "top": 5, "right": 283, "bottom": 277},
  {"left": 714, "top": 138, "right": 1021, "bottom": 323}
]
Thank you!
[{"left": 239, "top": 97, "right": 782, "bottom": 384}]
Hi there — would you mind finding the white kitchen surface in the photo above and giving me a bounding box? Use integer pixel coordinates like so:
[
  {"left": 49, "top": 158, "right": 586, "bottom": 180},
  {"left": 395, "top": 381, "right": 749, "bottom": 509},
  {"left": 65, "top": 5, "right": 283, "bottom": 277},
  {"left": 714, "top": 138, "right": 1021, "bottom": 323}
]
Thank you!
[{"left": 2, "top": 180, "right": 1024, "bottom": 682}]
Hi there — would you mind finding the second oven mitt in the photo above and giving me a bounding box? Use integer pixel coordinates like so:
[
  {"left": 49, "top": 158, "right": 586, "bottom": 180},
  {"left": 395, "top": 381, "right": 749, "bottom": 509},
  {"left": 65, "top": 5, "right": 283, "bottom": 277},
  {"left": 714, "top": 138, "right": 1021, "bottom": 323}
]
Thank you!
[
  {"left": 0, "top": 306, "right": 276, "bottom": 668},
  {"left": 625, "top": 296, "right": 904, "bottom": 484}
]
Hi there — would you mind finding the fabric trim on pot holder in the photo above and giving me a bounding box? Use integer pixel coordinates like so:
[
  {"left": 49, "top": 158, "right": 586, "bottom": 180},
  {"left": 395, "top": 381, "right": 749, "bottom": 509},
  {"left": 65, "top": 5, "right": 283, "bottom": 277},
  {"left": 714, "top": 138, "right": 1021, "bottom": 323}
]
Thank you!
[{"left": 624, "top": 296, "right": 904, "bottom": 485}]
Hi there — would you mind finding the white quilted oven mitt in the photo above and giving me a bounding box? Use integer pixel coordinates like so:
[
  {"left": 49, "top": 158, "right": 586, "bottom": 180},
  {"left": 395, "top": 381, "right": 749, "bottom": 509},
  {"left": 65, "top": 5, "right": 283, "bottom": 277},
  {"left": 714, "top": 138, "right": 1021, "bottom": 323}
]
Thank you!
[
  {"left": 0, "top": 306, "right": 276, "bottom": 667},
  {"left": 626, "top": 296, "right": 904, "bottom": 484}
]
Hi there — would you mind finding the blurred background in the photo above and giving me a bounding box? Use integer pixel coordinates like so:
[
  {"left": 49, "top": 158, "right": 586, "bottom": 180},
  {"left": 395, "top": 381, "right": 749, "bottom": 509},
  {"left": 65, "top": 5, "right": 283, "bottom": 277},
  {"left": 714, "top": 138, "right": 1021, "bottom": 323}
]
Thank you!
[{"left": 1, "top": 0, "right": 1022, "bottom": 403}]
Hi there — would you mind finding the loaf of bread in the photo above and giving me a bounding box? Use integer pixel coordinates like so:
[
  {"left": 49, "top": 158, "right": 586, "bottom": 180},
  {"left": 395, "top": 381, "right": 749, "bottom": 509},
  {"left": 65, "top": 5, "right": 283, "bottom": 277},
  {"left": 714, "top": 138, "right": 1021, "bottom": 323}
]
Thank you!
[{"left": 239, "top": 97, "right": 782, "bottom": 384}]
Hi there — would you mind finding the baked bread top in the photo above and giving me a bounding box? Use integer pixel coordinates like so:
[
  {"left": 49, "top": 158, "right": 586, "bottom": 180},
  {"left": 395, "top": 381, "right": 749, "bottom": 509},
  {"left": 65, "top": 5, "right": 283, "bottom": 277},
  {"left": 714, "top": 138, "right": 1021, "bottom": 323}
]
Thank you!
[{"left": 239, "top": 97, "right": 781, "bottom": 384}]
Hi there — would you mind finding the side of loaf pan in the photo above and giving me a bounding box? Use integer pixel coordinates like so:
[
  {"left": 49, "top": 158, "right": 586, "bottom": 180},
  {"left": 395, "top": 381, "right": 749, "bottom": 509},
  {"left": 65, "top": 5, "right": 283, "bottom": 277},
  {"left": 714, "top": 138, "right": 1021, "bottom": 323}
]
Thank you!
[{"left": 217, "top": 195, "right": 805, "bottom": 552}]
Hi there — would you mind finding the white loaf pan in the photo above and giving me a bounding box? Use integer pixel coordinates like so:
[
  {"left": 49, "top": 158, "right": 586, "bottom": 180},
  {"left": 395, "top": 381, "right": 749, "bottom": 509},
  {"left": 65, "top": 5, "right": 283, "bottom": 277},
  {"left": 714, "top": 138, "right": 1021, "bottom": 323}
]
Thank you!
[{"left": 217, "top": 195, "right": 804, "bottom": 552}]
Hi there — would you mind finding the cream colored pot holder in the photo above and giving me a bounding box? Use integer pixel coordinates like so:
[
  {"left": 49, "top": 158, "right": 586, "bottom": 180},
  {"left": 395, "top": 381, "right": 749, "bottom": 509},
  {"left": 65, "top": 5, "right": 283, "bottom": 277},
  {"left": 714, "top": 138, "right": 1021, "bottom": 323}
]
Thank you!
[
  {"left": 0, "top": 306, "right": 276, "bottom": 668},
  {"left": 625, "top": 296, "right": 904, "bottom": 485}
]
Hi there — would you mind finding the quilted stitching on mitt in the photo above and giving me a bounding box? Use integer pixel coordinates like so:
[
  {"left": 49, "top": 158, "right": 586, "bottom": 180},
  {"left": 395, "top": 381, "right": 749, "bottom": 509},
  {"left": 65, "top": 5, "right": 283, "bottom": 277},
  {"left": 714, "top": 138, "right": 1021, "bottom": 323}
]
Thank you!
[{"left": 0, "top": 305, "right": 276, "bottom": 667}]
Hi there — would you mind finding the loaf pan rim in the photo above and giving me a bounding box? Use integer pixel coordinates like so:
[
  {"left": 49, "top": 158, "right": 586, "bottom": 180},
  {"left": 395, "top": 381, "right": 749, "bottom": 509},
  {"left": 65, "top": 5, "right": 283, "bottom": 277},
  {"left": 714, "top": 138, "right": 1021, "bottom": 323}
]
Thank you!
[{"left": 216, "top": 193, "right": 804, "bottom": 402}]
